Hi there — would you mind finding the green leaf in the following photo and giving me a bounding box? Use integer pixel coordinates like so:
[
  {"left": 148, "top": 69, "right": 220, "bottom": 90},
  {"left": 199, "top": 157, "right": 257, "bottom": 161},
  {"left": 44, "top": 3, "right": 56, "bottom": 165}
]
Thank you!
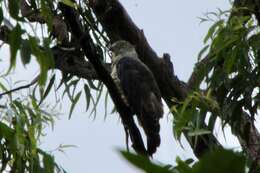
[
  {"left": 120, "top": 151, "right": 173, "bottom": 173},
  {"left": 193, "top": 149, "right": 246, "bottom": 173},
  {"left": 104, "top": 90, "right": 109, "bottom": 119},
  {"left": 8, "top": 24, "right": 22, "bottom": 72},
  {"left": 208, "top": 115, "right": 217, "bottom": 131},
  {"left": 20, "top": 39, "right": 32, "bottom": 66},
  {"left": 29, "top": 36, "right": 54, "bottom": 85},
  {"left": 173, "top": 107, "right": 197, "bottom": 140},
  {"left": 197, "top": 45, "right": 209, "bottom": 61},
  {"left": 68, "top": 91, "right": 82, "bottom": 119},
  {"left": 40, "top": 0, "right": 53, "bottom": 31},
  {"left": 175, "top": 157, "right": 193, "bottom": 173},
  {"left": 0, "top": 82, "right": 8, "bottom": 93},
  {"left": 0, "top": 122, "right": 14, "bottom": 140},
  {"left": 39, "top": 74, "right": 56, "bottom": 105},
  {"left": 87, "top": 80, "right": 99, "bottom": 90},
  {"left": 84, "top": 84, "right": 91, "bottom": 111},
  {"left": 204, "top": 20, "right": 224, "bottom": 44},
  {"left": 0, "top": 8, "right": 3, "bottom": 25},
  {"left": 8, "top": 0, "right": 20, "bottom": 19},
  {"left": 187, "top": 129, "right": 211, "bottom": 137},
  {"left": 43, "top": 154, "right": 55, "bottom": 173},
  {"left": 89, "top": 84, "right": 103, "bottom": 118},
  {"left": 60, "top": 0, "right": 77, "bottom": 9}
]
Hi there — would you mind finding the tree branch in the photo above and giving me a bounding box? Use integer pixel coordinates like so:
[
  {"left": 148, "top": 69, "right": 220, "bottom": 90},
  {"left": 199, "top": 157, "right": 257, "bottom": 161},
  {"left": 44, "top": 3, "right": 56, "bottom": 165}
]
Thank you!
[
  {"left": 52, "top": 46, "right": 110, "bottom": 80},
  {"left": 0, "top": 75, "right": 39, "bottom": 98},
  {"left": 0, "top": 26, "right": 106, "bottom": 81},
  {"left": 59, "top": 3, "right": 148, "bottom": 156}
]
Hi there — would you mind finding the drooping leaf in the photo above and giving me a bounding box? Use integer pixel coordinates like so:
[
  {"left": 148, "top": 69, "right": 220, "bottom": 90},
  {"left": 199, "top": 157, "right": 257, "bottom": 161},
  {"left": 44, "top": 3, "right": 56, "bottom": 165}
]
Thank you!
[
  {"left": 204, "top": 20, "right": 224, "bottom": 44},
  {"left": 104, "top": 90, "right": 109, "bottom": 119},
  {"left": 8, "top": 0, "right": 20, "bottom": 19},
  {"left": 174, "top": 157, "right": 193, "bottom": 173},
  {"left": 0, "top": 8, "right": 3, "bottom": 25},
  {"left": 68, "top": 91, "right": 82, "bottom": 119},
  {"left": 20, "top": 39, "right": 32, "bottom": 66},
  {"left": 84, "top": 84, "right": 91, "bottom": 111},
  {"left": 87, "top": 80, "right": 99, "bottom": 90},
  {"left": 40, "top": 0, "right": 54, "bottom": 30},
  {"left": 120, "top": 151, "right": 173, "bottom": 173},
  {"left": 39, "top": 74, "right": 56, "bottom": 105},
  {"left": 0, "top": 122, "right": 14, "bottom": 140},
  {"left": 187, "top": 129, "right": 211, "bottom": 137},
  {"left": 29, "top": 36, "right": 54, "bottom": 85},
  {"left": 193, "top": 149, "right": 246, "bottom": 173},
  {"left": 43, "top": 153, "right": 55, "bottom": 173},
  {"left": 197, "top": 45, "right": 209, "bottom": 61},
  {"left": 8, "top": 24, "right": 22, "bottom": 72},
  {"left": 60, "top": 0, "right": 77, "bottom": 9},
  {"left": 89, "top": 84, "right": 103, "bottom": 118}
]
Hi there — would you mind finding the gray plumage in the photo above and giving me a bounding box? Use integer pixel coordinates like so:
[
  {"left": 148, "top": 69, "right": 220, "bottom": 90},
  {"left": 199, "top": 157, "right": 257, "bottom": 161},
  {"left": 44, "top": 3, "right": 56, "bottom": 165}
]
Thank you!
[{"left": 110, "top": 40, "right": 163, "bottom": 155}]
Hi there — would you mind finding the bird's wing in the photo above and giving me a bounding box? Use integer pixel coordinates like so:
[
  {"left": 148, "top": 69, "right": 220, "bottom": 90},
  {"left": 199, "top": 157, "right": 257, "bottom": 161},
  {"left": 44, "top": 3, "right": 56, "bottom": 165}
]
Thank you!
[
  {"left": 116, "top": 57, "right": 163, "bottom": 155},
  {"left": 116, "top": 57, "right": 153, "bottom": 113}
]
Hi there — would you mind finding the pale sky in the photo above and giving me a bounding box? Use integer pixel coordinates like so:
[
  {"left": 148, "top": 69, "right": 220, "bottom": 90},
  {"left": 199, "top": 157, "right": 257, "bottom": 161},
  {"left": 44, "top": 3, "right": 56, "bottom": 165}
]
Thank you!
[{"left": 0, "top": 1, "right": 236, "bottom": 173}]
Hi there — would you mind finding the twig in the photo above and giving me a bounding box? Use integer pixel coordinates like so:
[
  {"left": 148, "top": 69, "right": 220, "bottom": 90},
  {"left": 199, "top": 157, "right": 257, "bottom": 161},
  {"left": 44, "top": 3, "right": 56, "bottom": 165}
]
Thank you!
[{"left": 0, "top": 75, "right": 39, "bottom": 98}]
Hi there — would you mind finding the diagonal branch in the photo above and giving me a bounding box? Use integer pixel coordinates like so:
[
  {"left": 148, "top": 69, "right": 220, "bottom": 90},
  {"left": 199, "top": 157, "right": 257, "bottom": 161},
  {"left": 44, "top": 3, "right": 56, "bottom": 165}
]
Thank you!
[
  {"left": 59, "top": 3, "right": 148, "bottom": 156},
  {"left": 0, "top": 75, "right": 39, "bottom": 98}
]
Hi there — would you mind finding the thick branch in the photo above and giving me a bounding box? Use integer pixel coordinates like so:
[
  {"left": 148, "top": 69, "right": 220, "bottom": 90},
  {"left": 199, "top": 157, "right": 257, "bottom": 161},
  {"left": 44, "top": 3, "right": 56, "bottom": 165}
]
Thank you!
[
  {"left": 59, "top": 3, "right": 148, "bottom": 156},
  {"left": 0, "top": 26, "right": 104, "bottom": 80},
  {"left": 52, "top": 46, "right": 109, "bottom": 79}
]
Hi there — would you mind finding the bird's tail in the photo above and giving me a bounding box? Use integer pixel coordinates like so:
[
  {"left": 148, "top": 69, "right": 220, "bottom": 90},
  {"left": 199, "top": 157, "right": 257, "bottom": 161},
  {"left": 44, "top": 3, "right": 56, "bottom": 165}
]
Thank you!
[{"left": 139, "top": 93, "right": 163, "bottom": 156}]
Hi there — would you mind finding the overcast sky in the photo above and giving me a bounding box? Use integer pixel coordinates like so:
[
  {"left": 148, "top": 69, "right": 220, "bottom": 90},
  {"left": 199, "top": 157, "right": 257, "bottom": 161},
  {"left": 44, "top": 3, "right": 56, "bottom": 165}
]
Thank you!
[{"left": 0, "top": 1, "right": 235, "bottom": 173}]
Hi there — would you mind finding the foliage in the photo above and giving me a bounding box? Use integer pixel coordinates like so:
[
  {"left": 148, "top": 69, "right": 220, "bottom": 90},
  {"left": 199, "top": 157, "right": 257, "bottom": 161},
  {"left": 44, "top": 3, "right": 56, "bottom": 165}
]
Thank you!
[
  {"left": 198, "top": 12, "right": 260, "bottom": 125},
  {"left": 172, "top": 90, "right": 219, "bottom": 141},
  {"left": 121, "top": 148, "right": 246, "bottom": 173},
  {"left": 0, "top": 0, "right": 111, "bottom": 172},
  {"left": 172, "top": 6, "right": 259, "bottom": 152},
  {"left": 0, "top": 80, "right": 66, "bottom": 172}
]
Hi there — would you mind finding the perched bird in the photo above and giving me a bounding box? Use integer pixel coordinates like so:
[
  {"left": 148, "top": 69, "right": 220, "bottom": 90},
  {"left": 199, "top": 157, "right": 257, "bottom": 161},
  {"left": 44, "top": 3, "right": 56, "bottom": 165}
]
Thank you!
[{"left": 110, "top": 40, "right": 164, "bottom": 155}]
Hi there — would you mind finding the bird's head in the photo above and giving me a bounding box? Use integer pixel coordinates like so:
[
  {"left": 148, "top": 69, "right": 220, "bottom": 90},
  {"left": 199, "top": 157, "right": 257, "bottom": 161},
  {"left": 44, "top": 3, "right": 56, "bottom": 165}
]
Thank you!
[{"left": 109, "top": 40, "right": 138, "bottom": 62}]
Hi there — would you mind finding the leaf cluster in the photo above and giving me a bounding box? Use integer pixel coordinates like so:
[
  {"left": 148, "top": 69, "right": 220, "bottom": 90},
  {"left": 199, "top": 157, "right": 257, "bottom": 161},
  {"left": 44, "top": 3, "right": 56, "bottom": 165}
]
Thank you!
[{"left": 121, "top": 148, "right": 246, "bottom": 173}]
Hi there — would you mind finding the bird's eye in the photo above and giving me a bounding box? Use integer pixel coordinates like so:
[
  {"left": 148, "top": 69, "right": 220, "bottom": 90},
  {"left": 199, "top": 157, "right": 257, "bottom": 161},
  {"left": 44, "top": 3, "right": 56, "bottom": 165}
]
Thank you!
[{"left": 108, "top": 51, "right": 113, "bottom": 57}]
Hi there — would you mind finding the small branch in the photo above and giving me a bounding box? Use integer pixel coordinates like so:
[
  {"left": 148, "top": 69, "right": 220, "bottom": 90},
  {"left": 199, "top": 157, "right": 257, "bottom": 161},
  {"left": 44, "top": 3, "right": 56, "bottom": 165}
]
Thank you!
[{"left": 0, "top": 75, "right": 39, "bottom": 98}]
